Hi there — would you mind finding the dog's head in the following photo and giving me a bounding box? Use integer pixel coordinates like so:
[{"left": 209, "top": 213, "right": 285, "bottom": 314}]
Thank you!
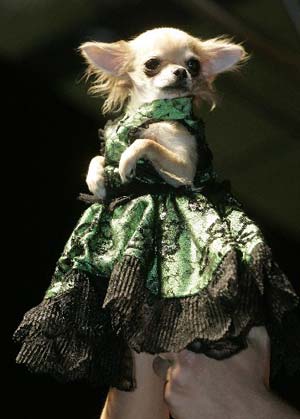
[{"left": 80, "top": 27, "right": 246, "bottom": 113}]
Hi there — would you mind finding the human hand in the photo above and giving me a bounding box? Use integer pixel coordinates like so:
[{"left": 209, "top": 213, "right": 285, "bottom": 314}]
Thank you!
[{"left": 154, "top": 326, "right": 271, "bottom": 419}]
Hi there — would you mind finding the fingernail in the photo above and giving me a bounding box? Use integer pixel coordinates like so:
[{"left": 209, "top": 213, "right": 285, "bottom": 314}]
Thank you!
[{"left": 152, "top": 356, "right": 171, "bottom": 380}]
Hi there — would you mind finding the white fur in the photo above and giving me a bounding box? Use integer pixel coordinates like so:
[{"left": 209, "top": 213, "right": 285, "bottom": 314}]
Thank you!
[
  {"left": 118, "top": 122, "right": 197, "bottom": 186},
  {"left": 81, "top": 28, "right": 246, "bottom": 198},
  {"left": 86, "top": 155, "right": 106, "bottom": 198}
]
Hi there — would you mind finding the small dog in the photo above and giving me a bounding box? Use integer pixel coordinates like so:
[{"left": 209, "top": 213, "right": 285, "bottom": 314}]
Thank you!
[{"left": 80, "top": 27, "right": 246, "bottom": 199}]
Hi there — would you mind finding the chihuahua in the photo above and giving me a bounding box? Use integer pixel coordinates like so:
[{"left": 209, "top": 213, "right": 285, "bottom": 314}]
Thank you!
[{"left": 80, "top": 27, "right": 246, "bottom": 199}]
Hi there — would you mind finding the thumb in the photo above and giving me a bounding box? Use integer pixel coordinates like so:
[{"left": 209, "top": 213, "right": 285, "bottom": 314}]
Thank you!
[
  {"left": 160, "top": 349, "right": 198, "bottom": 367},
  {"left": 152, "top": 352, "right": 178, "bottom": 380},
  {"left": 158, "top": 352, "right": 179, "bottom": 363}
]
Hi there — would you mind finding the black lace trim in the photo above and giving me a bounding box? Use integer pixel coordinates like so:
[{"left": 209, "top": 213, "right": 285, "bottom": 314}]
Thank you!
[
  {"left": 103, "top": 244, "right": 299, "bottom": 380},
  {"left": 98, "top": 128, "right": 106, "bottom": 156},
  {"left": 78, "top": 178, "right": 225, "bottom": 213},
  {"left": 14, "top": 245, "right": 299, "bottom": 390},
  {"left": 13, "top": 271, "right": 135, "bottom": 391},
  {"left": 103, "top": 250, "right": 262, "bottom": 355}
]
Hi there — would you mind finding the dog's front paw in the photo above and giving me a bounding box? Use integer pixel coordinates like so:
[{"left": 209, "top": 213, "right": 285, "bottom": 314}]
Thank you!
[
  {"left": 119, "top": 148, "right": 138, "bottom": 184},
  {"left": 86, "top": 155, "right": 106, "bottom": 199}
]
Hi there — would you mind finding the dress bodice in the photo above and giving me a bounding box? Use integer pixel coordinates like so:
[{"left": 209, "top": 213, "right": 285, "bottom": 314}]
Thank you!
[{"left": 102, "top": 97, "right": 217, "bottom": 195}]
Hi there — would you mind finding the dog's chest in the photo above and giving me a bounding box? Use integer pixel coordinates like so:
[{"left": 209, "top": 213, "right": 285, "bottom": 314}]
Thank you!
[{"left": 141, "top": 121, "right": 198, "bottom": 163}]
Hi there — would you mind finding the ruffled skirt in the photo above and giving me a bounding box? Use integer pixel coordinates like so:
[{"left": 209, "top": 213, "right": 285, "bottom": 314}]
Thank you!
[{"left": 14, "top": 183, "right": 300, "bottom": 390}]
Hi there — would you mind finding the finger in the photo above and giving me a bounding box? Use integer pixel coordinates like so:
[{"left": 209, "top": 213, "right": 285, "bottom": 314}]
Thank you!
[
  {"left": 176, "top": 349, "right": 198, "bottom": 367},
  {"left": 249, "top": 326, "right": 271, "bottom": 389},
  {"left": 152, "top": 356, "right": 170, "bottom": 380},
  {"left": 159, "top": 350, "right": 199, "bottom": 369},
  {"left": 158, "top": 352, "right": 179, "bottom": 363},
  {"left": 248, "top": 326, "right": 270, "bottom": 355}
]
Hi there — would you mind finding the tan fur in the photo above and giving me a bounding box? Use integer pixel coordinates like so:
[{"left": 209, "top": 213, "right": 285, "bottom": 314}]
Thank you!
[
  {"left": 119, "top": 122, "right": 198, "bottom": 187},
  {"left": 79, "top": 40, "right": 133, "bottom": 114},
  {"left": 80, "top": 28, "right": 246, "bottom": 114},
  {"left": 80, "top": 27, "right": 247, "bottom": 197}
]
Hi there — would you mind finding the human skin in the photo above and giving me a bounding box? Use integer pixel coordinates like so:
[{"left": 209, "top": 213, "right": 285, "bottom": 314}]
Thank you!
[
  {"left": 160, "top": 327, "right": 300, "bottom": 419},
  {"left": 100, "top": 351, "right": 169, "bottom": 419},
  {"left": 100, "top": 327, "right": 300, "bottom": 419}
]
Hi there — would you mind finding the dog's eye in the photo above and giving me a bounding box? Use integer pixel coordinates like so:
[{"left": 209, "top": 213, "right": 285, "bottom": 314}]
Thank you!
[
  {"left": 186, "top": 58, "right": 200, "bottom": 77},
  {"left": 144, "top": 58, "right": 161, "bottom": 71}
]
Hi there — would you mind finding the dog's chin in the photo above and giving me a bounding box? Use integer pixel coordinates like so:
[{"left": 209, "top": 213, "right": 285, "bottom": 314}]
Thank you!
[{"left": 161, "top": 82, "right": 191, "bottom": 97}]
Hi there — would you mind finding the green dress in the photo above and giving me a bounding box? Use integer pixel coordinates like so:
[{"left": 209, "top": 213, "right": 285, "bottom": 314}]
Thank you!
[{"left": 14, "top": 97, "right": 299, "bottom": 391}]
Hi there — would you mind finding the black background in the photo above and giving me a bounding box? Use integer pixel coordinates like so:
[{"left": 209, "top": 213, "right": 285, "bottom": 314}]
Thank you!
[{"left": 4, "top": 1, "right": 300, "bottom": 417}]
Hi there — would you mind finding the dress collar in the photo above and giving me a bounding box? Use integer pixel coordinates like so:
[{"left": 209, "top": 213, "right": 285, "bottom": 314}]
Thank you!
[{"left": 124, "top": 96, "right": 194, "bottom": 122}]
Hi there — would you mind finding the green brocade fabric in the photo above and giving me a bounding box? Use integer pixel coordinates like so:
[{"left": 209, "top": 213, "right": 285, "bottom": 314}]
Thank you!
[
  {"left": 14, "top": 97, "right": 300, "bottom": 391},
  {"left": 50, "top": 191, "right": 262, "bottom": 299},
  {"left": 50, "top": 97, "right": 219, "bottom": 299}
]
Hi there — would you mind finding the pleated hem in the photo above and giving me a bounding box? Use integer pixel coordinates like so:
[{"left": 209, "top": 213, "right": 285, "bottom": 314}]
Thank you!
[
  {"left": 14, "top": 242, "right": 300, "bottom": 390},
  {"left": 103, "top": 243, "right": 300, "bottom": 379},
  {"left": 13, "top": 271, "right": 135, "bottom": 391}
]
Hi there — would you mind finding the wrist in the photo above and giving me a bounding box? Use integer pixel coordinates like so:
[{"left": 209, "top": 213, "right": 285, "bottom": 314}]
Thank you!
[
  {"left": 231, "top": 386, "right": 300, "bottom": 419},
  {"left": 229, "top": 386, "right": 268, "bottom": 419}
]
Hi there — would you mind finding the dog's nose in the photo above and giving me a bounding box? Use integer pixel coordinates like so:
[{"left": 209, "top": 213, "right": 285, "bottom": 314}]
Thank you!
[{"left": 174, "top": 68, "right": 187, "bottom": 80}]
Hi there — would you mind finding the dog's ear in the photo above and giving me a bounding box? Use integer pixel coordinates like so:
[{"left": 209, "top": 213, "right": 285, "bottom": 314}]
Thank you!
[
  {"left": 79, "top": 41, "right": 131, "bottom": 76},
  {"left": 200, "top": 38, "right": 246, "bottom": 77}
]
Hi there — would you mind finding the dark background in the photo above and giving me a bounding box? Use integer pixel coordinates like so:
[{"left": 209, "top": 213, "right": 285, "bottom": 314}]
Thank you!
[{"left": 3, "top": 0, "right": 300, "bottom": 418}]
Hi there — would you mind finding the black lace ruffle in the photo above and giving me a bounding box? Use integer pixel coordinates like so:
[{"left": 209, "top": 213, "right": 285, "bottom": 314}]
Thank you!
[
  {"left": 13, "top": 271, "right": 135, "bottom": 391},
  {"left": 103, "top": 243, "right": 299, "bottom": 380},
  {"left": 14, "top": 244, "right": 299, "bottom": 390}
]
